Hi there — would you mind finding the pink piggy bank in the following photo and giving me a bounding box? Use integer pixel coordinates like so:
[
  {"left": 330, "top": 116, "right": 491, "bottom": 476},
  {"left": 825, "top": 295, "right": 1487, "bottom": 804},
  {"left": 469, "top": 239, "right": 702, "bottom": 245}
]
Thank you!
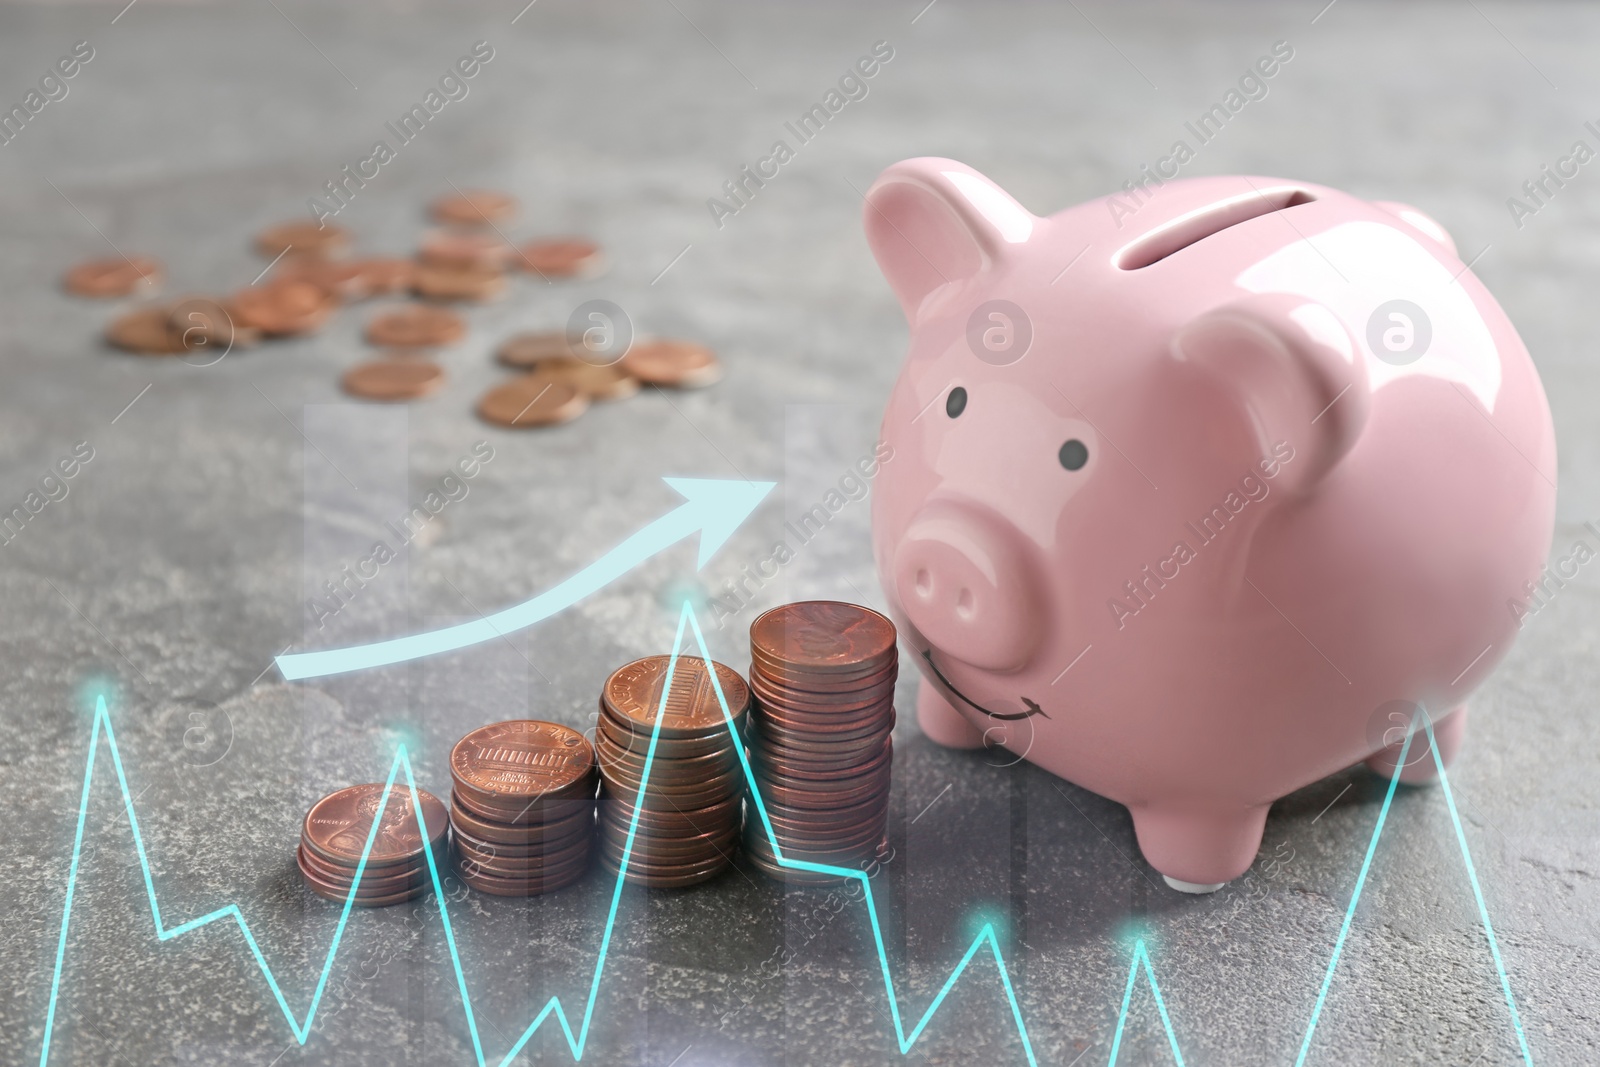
[{"left": 865, "top": 158, "right": 1556, "bottom": 891}]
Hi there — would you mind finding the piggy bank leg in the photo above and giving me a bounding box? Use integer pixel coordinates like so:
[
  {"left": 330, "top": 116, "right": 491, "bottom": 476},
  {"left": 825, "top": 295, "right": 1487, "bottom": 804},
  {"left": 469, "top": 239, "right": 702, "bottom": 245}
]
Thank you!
[
  {"left": 1129, "top": 803, "right": 1271, "bottom": 894},
  {"left": 1365, "top": 704, "right": 1466, "bottom": 786},
  {"left": 916, "top": 681, "right": 987, "bottom": 750}
]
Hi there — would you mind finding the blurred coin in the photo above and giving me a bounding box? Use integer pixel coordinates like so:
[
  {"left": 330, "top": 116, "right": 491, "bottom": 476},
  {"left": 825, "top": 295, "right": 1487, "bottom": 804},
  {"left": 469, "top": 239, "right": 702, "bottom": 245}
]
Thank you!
[
  {"left": 365, "top": 305, "right": 467, "bottom": 347},
  {"left": 230, "top": 279, "right": 337, "bottom": 335},
  {"left": 531, "top": 356, "right": 640, "bottom": 401},
  {"left": 419, "top": 228, "right": 515, "bottom": 271},
  {"left": 64, "top": 255, "right": 162, "bottom": 298},
  {"left": 105, "top": 305, "right": 185, "bottom": 355},
  {"left": 621, "top": 339, "right": 721, "bottom": 388},
  {"left": 517, "top": 237, "right": 603, "bottom": 278},
  {"left": 341, "top": 359, "right": 445, "bottom": 402},
  {"left": 413, "top": 263, "right": 506, "bottom": 303},
  {"left": 256, "top": 220, "right": 348, "bottom": 259},
  {"left": 476, "top": 374, "right": 588, "bottom": 428},
  {"left": 495, "top": 331, "right": 572, "bottom": 368},
  {"left": 431, "top": 189, "right": 517, "bottom": 226}
]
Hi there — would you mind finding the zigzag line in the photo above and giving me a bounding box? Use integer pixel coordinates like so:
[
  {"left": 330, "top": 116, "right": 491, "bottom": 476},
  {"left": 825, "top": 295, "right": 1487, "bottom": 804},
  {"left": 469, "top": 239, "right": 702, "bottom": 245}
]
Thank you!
[
  {"left": 35, "top": 603, "right": 1535, "bottom": 1066},
  {"left": 1107, "top": 715, "right": 1534, "bottom": 1066},
  {"left": 38, "top": 603, "right": 1036, "bottom": 1066}
]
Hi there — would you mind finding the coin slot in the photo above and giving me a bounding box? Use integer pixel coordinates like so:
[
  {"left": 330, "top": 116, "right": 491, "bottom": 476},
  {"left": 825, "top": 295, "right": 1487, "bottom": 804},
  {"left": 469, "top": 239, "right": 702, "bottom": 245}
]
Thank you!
[{"left": 1114, "top": 187, "right": 1316, "bottom": 270}]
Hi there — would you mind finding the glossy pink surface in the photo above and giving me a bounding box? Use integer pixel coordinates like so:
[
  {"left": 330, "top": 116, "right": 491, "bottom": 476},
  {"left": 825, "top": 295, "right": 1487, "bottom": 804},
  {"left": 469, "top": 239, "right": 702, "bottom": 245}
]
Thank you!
[{"left": 865, "top": 158, "right": 1556, "bottom": 887}]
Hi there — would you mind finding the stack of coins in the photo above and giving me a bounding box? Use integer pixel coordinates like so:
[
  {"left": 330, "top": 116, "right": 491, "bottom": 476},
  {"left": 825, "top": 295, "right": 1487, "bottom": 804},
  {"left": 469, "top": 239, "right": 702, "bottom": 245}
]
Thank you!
[
  {"left": 448, "top": 720, "right": 598, "bottom": 897},
  {"left": 596, "top": 655, "right": 750, "bottom": 888},
  {"left": 297, "top": 783, "right": 447, "bottom": 907},
  {"left": 743, "top": 602, "right": 898, "bottom": 885}
]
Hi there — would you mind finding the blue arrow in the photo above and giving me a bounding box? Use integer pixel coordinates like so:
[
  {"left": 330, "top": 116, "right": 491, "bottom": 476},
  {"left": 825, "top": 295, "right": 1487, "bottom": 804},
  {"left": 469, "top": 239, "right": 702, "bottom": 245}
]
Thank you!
[{"left": 275, "top": 477, "right": 773, "bottom": 680}]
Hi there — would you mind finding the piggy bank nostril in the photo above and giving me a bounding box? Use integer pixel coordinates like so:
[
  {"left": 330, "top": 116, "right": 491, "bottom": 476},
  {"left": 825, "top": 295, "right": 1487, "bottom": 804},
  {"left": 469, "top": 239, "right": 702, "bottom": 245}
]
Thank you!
[
  {"left": 956, "top": 588, "right": 974, "bottom": 618},
  {"left": 915, "top": 568, "right": 932, "bottom": 596}
]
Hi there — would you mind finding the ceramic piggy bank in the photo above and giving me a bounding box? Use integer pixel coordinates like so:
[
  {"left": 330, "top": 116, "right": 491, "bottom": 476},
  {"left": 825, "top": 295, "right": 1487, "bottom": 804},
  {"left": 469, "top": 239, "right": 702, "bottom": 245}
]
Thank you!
[{"left": 865, "top": 158, "right": 1556, "bottom": 891}]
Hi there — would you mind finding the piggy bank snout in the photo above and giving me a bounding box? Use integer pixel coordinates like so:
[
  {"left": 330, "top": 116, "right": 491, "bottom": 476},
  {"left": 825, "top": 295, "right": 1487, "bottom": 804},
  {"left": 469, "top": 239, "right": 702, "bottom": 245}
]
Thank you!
[{"left": 892, "top": 502, "right": 1045, "bottom": 673}]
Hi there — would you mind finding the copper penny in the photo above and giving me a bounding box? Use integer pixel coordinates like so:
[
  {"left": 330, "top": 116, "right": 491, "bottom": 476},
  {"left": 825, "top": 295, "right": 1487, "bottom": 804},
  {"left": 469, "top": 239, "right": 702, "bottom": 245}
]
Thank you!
[
  {"left": 621, "top": 339, "right": 721, "bottom": 388},
  {"left": 449, "top": 799, "right": 593, "bottom": 845},
  {"left": 603, "top": 656, "right": 750, "bottom": 739},
  {"left": 750, "top": 602, "right": 897, "bottom": 676},
  {"left": 516, "top": 237, "right": 603, "bottom": 278},
  {"left": 598, "top": 850, "right": 731, "bottom": 889},
  {"left": 341, "top": 359, "right": 445, "bottom": 402},
  {"left": 495, "top": 331, "right": 572, "bottom": 368},
  {"left": 301, "top": 783, "right": 448, "bottom": 870},
  {"left": 456, "top": 858, "right": 590, "bottom": 897},
  {"left": 296, "top": 844, "right": 430, "bottom": 891},
  {"left": 476, "top": 374, "right": 589, "bottom": 428},
  {"left": 256, "top": 220, "right": 348, "bottom": 259},
  {"left": 419, "top": 228, "right": 516, "bottom": 270},
  {"left": 450, "top": 787, "right": 595, "bottom": 828},
  {"left": 365, "top": 305, "right": 466, "bottom": 347},
  {"left": 431, "top": 189, "right": 518, "bottom": 226},
  {"left": 165, "top": 296, "right": 261, "bottom": 359},
  {"left": 412, "top": 263, "right": 506, "bottom": 303},
  {"left": 277, "top": 257, "right": 414, "bottom": 301},
  {"left": 64, "top": 255, "right": 162, "bottom": 298},
  {"left": 105, "top": 305, "right": 185, "bottom": 355},
  {"left": 531, "top": 356, "right": 640, "bottom": 401},
  {"left": 451, "top": 720, "right": 595, "bottom": 803},
  {"left": 230, "top": 279, "right": 337, "bottom": 335}
]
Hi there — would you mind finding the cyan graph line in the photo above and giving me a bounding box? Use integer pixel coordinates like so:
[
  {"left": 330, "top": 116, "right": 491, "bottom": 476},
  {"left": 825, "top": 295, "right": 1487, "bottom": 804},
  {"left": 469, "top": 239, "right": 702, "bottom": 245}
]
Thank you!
[
  {"left": 1106, "top": 711, "right": 1534, "bottom": 1067},
  {"left": 36, "top": 608, "right": 1533, "bottom": 1066},
  {"left": 38, "top": 602, "right": 1038, "bottom": 1066}
]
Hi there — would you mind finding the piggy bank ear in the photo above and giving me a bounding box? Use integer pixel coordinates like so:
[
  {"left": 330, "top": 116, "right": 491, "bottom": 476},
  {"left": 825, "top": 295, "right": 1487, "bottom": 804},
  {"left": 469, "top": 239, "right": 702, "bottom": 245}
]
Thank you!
[
  {"left": 1172, "top": 293, "right": 1370, "bottom": 494},
  {"left": 863, "top": 157, "right": 1037, "bottom": 321}
]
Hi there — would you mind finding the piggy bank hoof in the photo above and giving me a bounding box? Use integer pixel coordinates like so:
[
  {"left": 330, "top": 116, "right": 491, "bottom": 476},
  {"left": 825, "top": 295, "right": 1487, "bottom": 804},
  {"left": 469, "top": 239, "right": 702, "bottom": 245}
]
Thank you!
[
  {"left": 1365, "top": 704, "right": 1467, "bottom": 787},
  {"left": 1163, "top": 876, "right": 1227, "bottom": 894}
]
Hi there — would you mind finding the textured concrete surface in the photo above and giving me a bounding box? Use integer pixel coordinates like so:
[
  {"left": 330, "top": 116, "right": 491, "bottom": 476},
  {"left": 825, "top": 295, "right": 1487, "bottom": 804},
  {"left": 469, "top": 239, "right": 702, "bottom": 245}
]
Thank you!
[{"left": 1, "top": 1, "right": 1597, "bottom": 1064}]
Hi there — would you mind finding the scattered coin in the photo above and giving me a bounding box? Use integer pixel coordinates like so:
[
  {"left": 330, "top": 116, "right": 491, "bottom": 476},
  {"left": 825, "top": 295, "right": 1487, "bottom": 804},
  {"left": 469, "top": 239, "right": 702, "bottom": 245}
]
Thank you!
[
  {"left": 743, "top": 602, "right": 897, "bottom": 886},
  {"left": 533, "top": 356, "right": 641, "bottom": 401},
  {"left": 341, "top": 359, "right": 446, "bottom": 402},
  {"left": 230, "top": 279, "right": 338, "bottom": 335},
  {"left": 365, "top": 305, "right": 467, "bottom": 347},
  {"left": 448, "top": 721, "right": 597, "bottom": 897},
  {"left": 166, "top": 296, "right": 260, "bottom": 358},
  {"left": 256, "top": 220, "right": 349, "bottom": 259},
  {"left": 63, "top": 255, "right": 163, "bottom": 298},
  {"left": 495, "top": 331, "right": 573, "bottom": 369},
  {"left": 517, "top": 238, "right": 604, "bottom": 278},
  {"left": 431, "top": 189, "right": 518, "bottom": 226},
  {"left": 621, "top": 339, "right": 722, "bottom": 388},
  {"left": 419, "top": 229, "right": 516, "bottom": 271},
  {"left": 476, "top": 374, "right": 589, "bottom": 428},
  {"left": 277, "top": 257, "right": 415, "bottom": 301},
  {"left": 105, "top": 305, "right": 187, "bottom": 355},
  {"left": 412, "top": 262, "right": 507, "bottom": 303}
]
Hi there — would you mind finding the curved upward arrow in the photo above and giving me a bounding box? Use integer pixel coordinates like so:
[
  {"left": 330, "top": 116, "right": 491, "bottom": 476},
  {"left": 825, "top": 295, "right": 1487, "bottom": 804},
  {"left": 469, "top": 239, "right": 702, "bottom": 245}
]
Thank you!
[{"left": 275, "top": 477, "right": 773, "bottom": 681}]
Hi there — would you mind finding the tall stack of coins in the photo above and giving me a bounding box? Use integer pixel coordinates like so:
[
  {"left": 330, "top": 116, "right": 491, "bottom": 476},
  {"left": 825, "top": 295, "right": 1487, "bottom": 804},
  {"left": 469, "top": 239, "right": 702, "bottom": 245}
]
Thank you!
[
  {"left": 744, "top": 602, "right": 898, "bottom": 885},
  {"left": 298, "top": 783, "right": 447, "bottom": 907},
  {"left": 448, "top": 721, "right": 598, "bottom": 897},
  {"left": 596, "top": 656, "right": 750, "bottom": 888}
]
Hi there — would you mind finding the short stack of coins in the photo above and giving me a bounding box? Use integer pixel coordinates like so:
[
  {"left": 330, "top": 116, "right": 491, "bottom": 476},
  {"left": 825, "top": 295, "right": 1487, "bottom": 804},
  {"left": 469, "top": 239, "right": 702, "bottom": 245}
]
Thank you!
[
  {"left": 744, "top": 602, "right": 898, "bottom": 885},
  {"left": 298, "top": 783, "right": 447, "bottom": 907},
  {"left": 448, "top": 720, "right": 598, "bottom": 897},
  {"left": 596, "top": 655, "right": 750, "bottom": 888}
]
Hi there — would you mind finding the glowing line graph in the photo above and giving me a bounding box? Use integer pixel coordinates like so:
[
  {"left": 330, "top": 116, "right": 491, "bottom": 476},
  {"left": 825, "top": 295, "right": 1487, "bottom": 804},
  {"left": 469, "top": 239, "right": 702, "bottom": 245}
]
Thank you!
[
  {"left": 39, "top": 604, "right": 1036, "bottom": 1067},
  {"left": 36, "top": 603, "right": 1534, "bottom": 1066}
]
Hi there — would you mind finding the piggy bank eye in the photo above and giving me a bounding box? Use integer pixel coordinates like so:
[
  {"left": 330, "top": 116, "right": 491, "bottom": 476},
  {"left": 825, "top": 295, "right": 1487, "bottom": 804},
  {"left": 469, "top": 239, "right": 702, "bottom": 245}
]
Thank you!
[
  {"left": 1059, "top": 439, "right": 1088, "bottom": 470},
  {"left": 945, "top": 387, "right": 967, "bottom": 418}
]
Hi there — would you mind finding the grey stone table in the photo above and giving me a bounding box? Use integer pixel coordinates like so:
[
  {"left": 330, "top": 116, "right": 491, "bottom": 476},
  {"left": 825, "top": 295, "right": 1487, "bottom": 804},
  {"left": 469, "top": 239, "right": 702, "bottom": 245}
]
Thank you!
[{"left": 1, "top": 1, "right": 1596, "bottom": 1064}]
